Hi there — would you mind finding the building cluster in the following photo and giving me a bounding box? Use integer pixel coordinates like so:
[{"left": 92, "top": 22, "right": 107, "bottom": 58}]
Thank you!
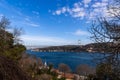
[{"left": 40, "top": 61, "right": 87, "bottom": 80}]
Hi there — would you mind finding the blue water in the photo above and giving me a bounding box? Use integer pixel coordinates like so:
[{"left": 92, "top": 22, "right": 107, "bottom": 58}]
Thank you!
[{"left": 26, "top": 50, "right": 104, "bottom": 71}]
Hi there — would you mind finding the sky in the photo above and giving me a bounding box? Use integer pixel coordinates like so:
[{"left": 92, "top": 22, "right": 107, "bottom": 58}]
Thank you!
[{"left": 0, "top": 0, "right": 111, "bottom": 46}]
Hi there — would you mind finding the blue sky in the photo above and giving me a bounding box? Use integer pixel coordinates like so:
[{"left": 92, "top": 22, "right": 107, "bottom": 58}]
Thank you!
[{"left": 0, "top": 0, "right": 110, "bottom": 46}]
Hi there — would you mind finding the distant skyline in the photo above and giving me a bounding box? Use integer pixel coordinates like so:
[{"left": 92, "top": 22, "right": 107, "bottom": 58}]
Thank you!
[{"left": 0, "top": 0, "right": 111, "bottom": 46}]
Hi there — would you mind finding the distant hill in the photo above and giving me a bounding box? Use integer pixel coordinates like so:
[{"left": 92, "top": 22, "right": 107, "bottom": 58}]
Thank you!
[
  {"left": 32, "top": 45, "right": 86, "bottom": 52},
  {"left": 84, "top": 42, "right": 114, "bottom": 53},
  {"left": 32, "top": 42, "right": 116, "bottom": 53}
]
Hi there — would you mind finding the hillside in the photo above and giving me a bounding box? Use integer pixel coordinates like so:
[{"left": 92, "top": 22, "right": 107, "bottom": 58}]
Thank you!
[
  {"left": 32, "top": 45, "right": 86, "bottom": 52},
  {"left": 0, "top": 55, "right": 31, "bottom": 80},
  {"left": 32, "top": 42, "right": 115, "bottom": 53}
]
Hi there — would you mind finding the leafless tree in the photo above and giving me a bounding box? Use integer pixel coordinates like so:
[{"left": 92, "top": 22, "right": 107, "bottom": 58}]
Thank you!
[
  {"left": 0, "top": 16, "right": 10, "bottom": 30},
  {"left": 90, "top": 0, "right": 120, "bottom": 79},
  {"left": 13, "top": 27, "right": 23, "bottom": 44},
  {"left": 0, "top": 16, "right": 24, "bottom": 54},
  {"left": 19, "top": 54, "right": 43, "bottom": 78},
  {"left": 76, "top": 64, "right": 95, "bottom": 76},
  {"left": 58, "top": 63, "right": 71, "bottom": 77},
  {"left": 0, "top": 16, "right": 11, "bottom": 53}
]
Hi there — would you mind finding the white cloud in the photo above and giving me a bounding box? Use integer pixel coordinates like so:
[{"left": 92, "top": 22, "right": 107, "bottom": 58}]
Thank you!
[
  {"left": 72, "top": 7, "right": 82, "bottom": 12},
  {"left": 83, "top": 0, "right": 91, "bottom": 4},
  {"left": 25, "top": 23, "right": 40, "bottom": 27},
  {"left": 61, "top": 7, "right": 67, "bottom": 13},
  {"left": 0, "top": 14, "right": 3, "bottom": 16},
  {"left": 92, "top": 2, "right": 108, "bottom": 8},
  {"left": 52, "top": 3, "right": 85, "bottom": 18},
  {"left": 70, "top": 3, "right": 86, "bottom": 18},
  {"left": 55, "top": 10, "right": 62, "bottom": 15},
  {"left": 102, "top": 0, "right": 108, "bottom": 2},
  {"left": 72, "top": 7, "right": 85, "bottom": 18},
  {"left": 92, "top": 2, "right": 101, "bottom": 7},
  {"left": 83, "top": 0, "right": 91, "bottom": 7},
  {"left": 0, "top": 14, "right": 4, "bottom": 19},
  {"left": 53, "top": 7, "right": 68, "bottom": 15},
  {"left": 73, "top": 29, "right": 89, "bottom": 36},
  {"left": 23, "top": 17, "right": 40, "bottom": 27},
  {"left": 53, "top": 0, "right": 110, "bottom": 20},
  {"left": 32, "top": 11, "right": 39, "bottom": 15},
  {"left": 90, "top": 2, "right": 109, "bottom": 18},
  {"left": 74, "top": 2, "right": 82, "bottom": 8},
  {"left": 21, "top": 35, "right": 75, "bottom": 46},
  {"left": 73, "top": 12, "right": 85, "bottom": 18},
  {"left": 53, "top": 3, "right": 85, "bottom": 19}
]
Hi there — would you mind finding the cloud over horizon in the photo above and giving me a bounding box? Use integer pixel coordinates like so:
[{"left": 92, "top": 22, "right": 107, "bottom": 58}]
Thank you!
[{"left": 21, "top": 35, "right": 76, "bottom": 46}]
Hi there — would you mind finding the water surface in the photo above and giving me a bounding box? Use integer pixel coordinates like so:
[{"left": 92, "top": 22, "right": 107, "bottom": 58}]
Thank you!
[{"left": 26, "top": 50, "right": 104, "bottom": 71}]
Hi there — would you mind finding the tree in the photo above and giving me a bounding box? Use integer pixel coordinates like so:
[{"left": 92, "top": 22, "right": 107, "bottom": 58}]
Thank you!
[
  {"left": 90, "top": 0, "right": 120, "bottom": 79},
  {"left": 0, "top": 16, "right": 26, "bottom": 61},
  {"left": 19, "top": 54, "right": 43, "bottom": 78},
  {"left": 76, "top": 64, "right": 95, "bottom": 76},
  {"left": 58, "top": 63, "right": 71, "bottom": 78},
  {"left": 0, "top": 16, "right": 10, "bottom": 30},
  {"left": 13, "top": 27, "right": 23, "bottom": 44},
  {"left": 0, "top": 16, "right": 11, "bottom": 54},
  {"left": 0, "top": 55, "right": 32, "bottom": 80},
  {"left": 39, "top": 74, "right": 52, "bottom": 80},
  {"left": 96, "top": 63, "right": 113, "bottom": 80}
]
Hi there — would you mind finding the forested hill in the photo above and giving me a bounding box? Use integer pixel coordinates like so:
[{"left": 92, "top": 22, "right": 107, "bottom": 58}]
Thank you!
[{"left": 32, "top": 42, "right": 115, "bottom": 53}]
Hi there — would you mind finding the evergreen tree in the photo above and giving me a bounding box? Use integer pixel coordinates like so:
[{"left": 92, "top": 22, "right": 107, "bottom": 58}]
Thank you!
[{"left": 0, "top": 16, "right": 26, "bottom": 61}]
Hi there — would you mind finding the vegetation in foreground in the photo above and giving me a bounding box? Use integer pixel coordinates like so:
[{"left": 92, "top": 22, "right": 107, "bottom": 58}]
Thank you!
[
  {"left": 0, "top": 0, "right": 120, "bottom": 79},
  {"left": 0, "top": 16, "right": 31, "bottom": 80}
]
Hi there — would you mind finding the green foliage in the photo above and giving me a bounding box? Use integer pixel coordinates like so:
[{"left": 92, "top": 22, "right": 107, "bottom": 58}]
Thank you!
[
  {"left": 0, "top": 16, "right": 26, "bottom": 61},
  {"left": 0, "top": 30, "right": 13, "bottom": 53},
  {"left": 5, "top": 44, "right": 26, "bottom": 61}
]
